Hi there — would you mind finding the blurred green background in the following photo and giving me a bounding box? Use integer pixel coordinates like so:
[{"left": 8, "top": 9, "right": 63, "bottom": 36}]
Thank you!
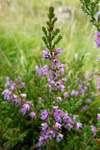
[{"left": 0, "top": 0, "right": 99, "bottom": 77}]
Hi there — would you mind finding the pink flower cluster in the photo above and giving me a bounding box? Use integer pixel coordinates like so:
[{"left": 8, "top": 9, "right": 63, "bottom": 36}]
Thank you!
[
  {"left": 35, "top": 48, "right": 65, "bottom": 92},
  {"left": 2, "top": 76, "right": 36, "bottom": 119},
  {"left": 36, "top": 106, "right": 83, "bottom": 147},
  {"left": 2, "top": 45, "right": 100, "bottom": 148},
  {"left": 20, "top": 101, "right": 36, "bottom": 118}
]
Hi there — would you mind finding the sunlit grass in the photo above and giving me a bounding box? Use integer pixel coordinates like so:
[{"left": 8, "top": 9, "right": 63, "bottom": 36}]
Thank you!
[{"left": 0, "top": 0, "right": 99, "bottom": 77}]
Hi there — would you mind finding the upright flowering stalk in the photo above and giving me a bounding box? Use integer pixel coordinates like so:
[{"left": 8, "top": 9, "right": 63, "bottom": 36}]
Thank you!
[
  {"left": 35, "top": 6, "right": 84, "bottom": 148},
  {"left": 36, "top": 6, "right": 65, "bottom": 92},
  {"left": 35, "top": 6, "right": 65, "bottom": 147},
  {"left": 35, "top": 6, "right": 66, "bottom": 107}
]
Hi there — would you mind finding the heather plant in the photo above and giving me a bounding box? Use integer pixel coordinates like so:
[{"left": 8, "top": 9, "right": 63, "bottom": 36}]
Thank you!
[{"left": 1, "top": 3, "right": 100, "bottom": 150}]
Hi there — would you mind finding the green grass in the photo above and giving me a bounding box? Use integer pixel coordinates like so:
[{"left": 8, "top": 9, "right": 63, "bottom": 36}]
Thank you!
[{"left": 0, "top": 0, "right": 99, "bottom": 77}]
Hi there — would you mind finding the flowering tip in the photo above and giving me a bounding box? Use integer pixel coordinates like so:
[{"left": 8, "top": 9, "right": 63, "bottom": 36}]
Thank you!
[
  {"left": 97, "top": 113, "right": 100, "bottom": 120},
  {"left": 76, "top": 122, "right": 83, "bottom": 130},
  {"left": 29, "top": 112, "right": 36, "bottom": 118}
]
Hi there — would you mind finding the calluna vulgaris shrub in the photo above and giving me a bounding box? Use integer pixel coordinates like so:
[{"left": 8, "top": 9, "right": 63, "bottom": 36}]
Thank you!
[{"left": 1, "top": 1, "right": 100, "bottom": 150}]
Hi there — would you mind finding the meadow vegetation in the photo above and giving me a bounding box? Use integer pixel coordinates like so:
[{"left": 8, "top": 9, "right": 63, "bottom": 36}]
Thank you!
[
  {"left": 0, "top": 0, "right": 100, "bottom": 150},
  {"left": 0, "top": 0, "right": 99, "bottom": 77}
]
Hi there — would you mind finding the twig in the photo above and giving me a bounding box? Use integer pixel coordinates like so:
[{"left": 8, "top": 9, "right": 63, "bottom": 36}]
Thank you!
[{"left": 86, "top": 133, "right": 96, "bottom": 145}]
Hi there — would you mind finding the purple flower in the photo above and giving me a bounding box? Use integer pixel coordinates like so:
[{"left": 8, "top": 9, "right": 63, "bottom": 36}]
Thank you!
[
  {"left": 41, "top": 130, "right": 47, "bottom": 137},
  {"left": 78, "top": 85, "right": 82, "bottom": 89},
  {"left": 80, "top": 89, "right": 85, "bottom": 95},
  {"left": 54, "top": 109, "right": 63, "bottom": 117},
  {"left": 45, "top": 84, "right": 52, "bottom": 91},
  {"left": 57, "top": 64, "right": 65, "bottom": 72},
  {"left": 54, "top": 48, "right": 63, "bottom": 54},
  {"left": 52, "top": 58, "right": 60, "bottom": 67},
  {"left": 55, "top": 81, "right": 61, "bottom": 88},
  {"left": 20, "top": 107, "right": 27, "bottom": 116},
  {"left": 11, "top": 94, "right": 17, "bottom": 100},
  {"left": 17, "top": 76, "right": 22, "bottom": 83},
  {"left": 21, "top": 94, "right": 27, "bottom": 99},
  {"left": 41, "top": 123, "right": 48, "bottom": 130},
  {"left": 50, "top": 71, "right": 57, "bottom": 80},
  {"left": 12, "top": 99, "right": 18, "bottom": 105},
  {"left": 42, "top": 50, "right": 49, "bottom": 58},
  {"left": 88, "top": 78, "right": 91, "bottom": 81},
  {"left": 38, "top": 97, "right": 42, "bottom": 103},
  {"left": 11, "top": 94, "right": 17, "bottom": 105},
  {"left": 87, "top": 83, "right": 90, "bottom": 86},
  {"left": 53, "top": 122, "right": 61, "bottom": 130},
  {"left": 35, "top": 65, "right": 39, "bottom": 71},
  {"left": 26, "top": 101, "right": 32, "bottom": 104},
  {"left": 71, "top": 90, "right": 75, "bottom": 96},
  {"left": 62, "top": 77, "right": 67, "bottom": 81},
  {"left": 63, "top": 116, "right": 71, "bottom": 123},
  {"left": 76, "top": 122, "right": 83, "bottom": 130},
  {"left": 53, "top": 106, "right": 58, "bottom": 110},
  {"left": 29, "top": 112, "right": 36, "bottom": 118},
  {"left": 56, "top": 97, "right": 62, "bottom": 102},
  {"left": 58, "top": 79, "right": 63, "bottom": 84},
  {"left": 96, "top": 84, "right": 100, "bottom": 90},
  {"left": 2, "top": 89, "right": 11, "bottom": 100},
  {"left": 40, "top": 109, "right": 48, "bottom": 120},
  {"left": 60, "top": 85, "right": 65, "bottom": 92},
  {"left": 50, "top": 80, "right": 55, "bottom": 86},
  {"left": 64, "top": 92, "right": 69, "bottom": 97},
  {"left": 65, "top": 123, "right": 73, "bottom": 130},
  {"left": 81, "top": 105, "right": 87, "bottom": 111},
  {"left": 38, "top": 68, "right": 43, "bottom": 76},
  {"left": 75, "top": 91, "right": 79, "bottom": 95},
  {"left": 48, "top": 78, "right": 51, "bottom": 82},
  {"left": 97, "top": 77, "right": 100, "bottom": 82},
  {"left": 20, "top": 83, "right": 25, "bottom": 88},
  {"left": 56, "top": 133, "right": 63, "bottom": 142},
  {"left": 23, "top": 104, "right": 30, "bottom": 111},
  {"left": 54, "top": 115, "right": 61, "bottom": 123},
  {"left": 10, "top": 82, "right": 16, "bottom": 90},
  {"left": 47, "top": 130, "right": 55, "bottom": 139},
  {"left": 36, "top": 136, "right": 44, "bottom": 147},
  {"left": 18, "top": 100, "right": 22, "bottom": 107},
  {"left": 97, "top": 114, "right": 100, "bottom": 120},
  {"left": 86, "top": 98, "right": 92, "bottom": 103},
  {"left": 71, "top": 90, "right": 77, "bottom": 96},
  {"left": 6, "top": 77, "right": 10, "bottom": 85},
  {"left": 90, "top": 126, "right": 97, "bottom": 135},
  {"left": 63, "top": 112, "right": 68, "bottom": 117},
  {"left": 54, "top": 109, "right": 63, "bottom": 123},
  {"left": 94, "top": 31, "right": 100, "bottom": 48},
  {"left": 48, "top": 84, "right": 52, "bottom": 91},
  {"left": 72, "top": 115, "right": 78, "bottom": 124},
  {"left": 42, "top": 65, "right": 50, "bottom": 72},
  {"left": 84, "top": 87, "right": 88, "bottom": 91}
]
